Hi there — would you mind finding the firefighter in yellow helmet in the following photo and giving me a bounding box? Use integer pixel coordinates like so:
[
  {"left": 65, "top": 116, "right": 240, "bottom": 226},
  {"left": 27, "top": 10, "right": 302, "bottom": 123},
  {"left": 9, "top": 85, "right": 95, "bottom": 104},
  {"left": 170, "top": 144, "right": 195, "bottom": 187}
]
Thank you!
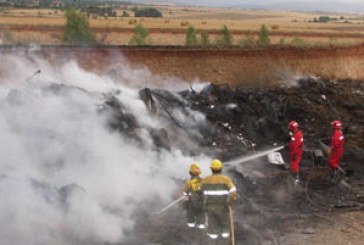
[
  {"left": 183, "top": 163, "right": 205, "bottom": 229},
  {"left": 201, "top": 159, "right": 237, "bottom": 245}
]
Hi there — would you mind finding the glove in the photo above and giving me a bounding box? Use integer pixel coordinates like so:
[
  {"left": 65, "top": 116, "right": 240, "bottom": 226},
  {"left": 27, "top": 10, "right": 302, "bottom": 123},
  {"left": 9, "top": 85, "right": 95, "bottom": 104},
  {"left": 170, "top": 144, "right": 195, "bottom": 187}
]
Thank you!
[{"left": 228, "top": 194, "right": 237, "bottom": 206}]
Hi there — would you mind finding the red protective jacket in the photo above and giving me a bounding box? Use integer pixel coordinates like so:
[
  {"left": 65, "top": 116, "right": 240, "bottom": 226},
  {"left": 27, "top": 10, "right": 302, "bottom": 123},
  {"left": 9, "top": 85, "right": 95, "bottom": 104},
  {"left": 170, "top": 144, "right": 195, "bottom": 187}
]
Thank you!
[
  {"left": 289, "top": 129, "right": 303, "bottom": 174},
  {"left": 328, "top": 129, "right": 345, "bottom": 170}
]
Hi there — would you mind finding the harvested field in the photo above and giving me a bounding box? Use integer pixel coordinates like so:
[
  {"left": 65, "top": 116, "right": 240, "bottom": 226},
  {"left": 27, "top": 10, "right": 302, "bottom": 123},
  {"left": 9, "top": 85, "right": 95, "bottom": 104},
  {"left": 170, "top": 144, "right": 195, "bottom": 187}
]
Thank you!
[{"left": 1, "top": 7, "right": 364, "bottom": 46}]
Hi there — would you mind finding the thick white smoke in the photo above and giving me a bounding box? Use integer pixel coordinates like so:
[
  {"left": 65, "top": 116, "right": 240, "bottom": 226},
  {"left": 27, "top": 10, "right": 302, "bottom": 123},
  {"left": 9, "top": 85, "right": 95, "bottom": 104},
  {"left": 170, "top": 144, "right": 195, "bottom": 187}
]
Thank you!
[{"left": 0, "top": 49, "right": 210, "bottom": 245}]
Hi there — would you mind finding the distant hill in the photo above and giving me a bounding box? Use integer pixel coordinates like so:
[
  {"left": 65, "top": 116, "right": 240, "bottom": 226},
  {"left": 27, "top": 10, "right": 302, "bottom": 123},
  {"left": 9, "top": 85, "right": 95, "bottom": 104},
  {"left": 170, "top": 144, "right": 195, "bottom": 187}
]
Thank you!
[{"left": 129, "top": 0, "right": 364, "bottom": 13}]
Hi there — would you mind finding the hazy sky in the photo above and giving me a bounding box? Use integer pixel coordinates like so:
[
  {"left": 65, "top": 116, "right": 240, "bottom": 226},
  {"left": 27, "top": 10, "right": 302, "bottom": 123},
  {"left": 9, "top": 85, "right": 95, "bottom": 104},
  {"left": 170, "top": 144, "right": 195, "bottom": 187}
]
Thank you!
[{"left": 132, "top": 0, "right": 364, "bottom": 13}]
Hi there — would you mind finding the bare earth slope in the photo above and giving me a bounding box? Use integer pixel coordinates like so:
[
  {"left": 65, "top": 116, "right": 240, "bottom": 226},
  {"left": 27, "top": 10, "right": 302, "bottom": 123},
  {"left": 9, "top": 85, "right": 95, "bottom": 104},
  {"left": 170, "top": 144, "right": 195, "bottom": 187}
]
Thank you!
[{"left": 1, "top": 45, "right": 364, "bottom": 86}]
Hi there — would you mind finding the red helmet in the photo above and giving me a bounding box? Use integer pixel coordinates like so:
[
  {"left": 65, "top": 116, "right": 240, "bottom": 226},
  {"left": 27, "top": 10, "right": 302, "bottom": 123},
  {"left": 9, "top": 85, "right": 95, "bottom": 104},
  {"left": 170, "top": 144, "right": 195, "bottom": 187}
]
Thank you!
[
  {"left": 331, "top": 120, "right": 342, "bottom": 129},
  {"left": 288, "top": 121, "right": 299, "bottom": 130}
]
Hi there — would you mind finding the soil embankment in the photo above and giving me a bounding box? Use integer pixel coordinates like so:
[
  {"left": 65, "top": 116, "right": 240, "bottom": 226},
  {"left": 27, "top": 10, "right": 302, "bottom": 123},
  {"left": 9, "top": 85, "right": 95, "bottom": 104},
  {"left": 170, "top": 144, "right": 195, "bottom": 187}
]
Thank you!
[{"left": 1, "top": 45, "right": 364, "bottom": 85}]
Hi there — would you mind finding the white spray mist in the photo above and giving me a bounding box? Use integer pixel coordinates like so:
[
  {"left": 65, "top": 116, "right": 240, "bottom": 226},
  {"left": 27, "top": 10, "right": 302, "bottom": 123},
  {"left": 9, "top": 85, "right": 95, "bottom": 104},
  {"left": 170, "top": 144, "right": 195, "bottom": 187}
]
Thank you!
[{"left": 0, "top": 49, "right": 211, "bottom": 245}]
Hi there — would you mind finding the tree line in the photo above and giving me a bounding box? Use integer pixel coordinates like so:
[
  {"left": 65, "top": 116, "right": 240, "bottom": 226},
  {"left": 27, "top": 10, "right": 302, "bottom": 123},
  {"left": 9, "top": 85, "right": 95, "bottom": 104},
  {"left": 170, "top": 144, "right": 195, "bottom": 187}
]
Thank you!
[
  {"left": 62, "top": 8, "right": 277, "bottom": 48},
  {"left": 129, "top": 24, "right": 272, "bottom": 48}
]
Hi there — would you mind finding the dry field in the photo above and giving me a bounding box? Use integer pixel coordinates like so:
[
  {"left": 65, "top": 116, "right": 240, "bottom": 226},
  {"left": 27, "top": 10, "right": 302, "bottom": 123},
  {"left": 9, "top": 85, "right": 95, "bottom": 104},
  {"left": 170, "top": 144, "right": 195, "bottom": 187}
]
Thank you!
[{"left": 1, "top": 5, "right": 364, "bottom": 46}]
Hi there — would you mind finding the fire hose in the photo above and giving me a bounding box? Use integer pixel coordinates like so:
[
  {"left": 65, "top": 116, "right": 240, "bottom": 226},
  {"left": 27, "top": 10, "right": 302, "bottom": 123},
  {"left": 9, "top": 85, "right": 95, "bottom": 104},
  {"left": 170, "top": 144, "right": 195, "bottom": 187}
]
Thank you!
[
  {"left": 304, "top": 147, "right": 360, "bottom": 212},
  {"left": 229, "top": 205, "right": 235, "bottom": 245},
  {"left": 155, "top": 195, "right": 186, "bottom": 215},
  {"left": 157, "top": 196, "right": 236, "bottom": 245}
]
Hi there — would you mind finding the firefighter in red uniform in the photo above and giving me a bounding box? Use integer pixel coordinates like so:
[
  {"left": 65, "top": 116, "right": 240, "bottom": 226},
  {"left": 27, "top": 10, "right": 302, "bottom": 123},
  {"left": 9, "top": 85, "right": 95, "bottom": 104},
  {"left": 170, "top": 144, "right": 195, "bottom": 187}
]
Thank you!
[
  {"left": 288, "top": 121, "right": 303, "bottom": 182},
  {"left": 328, "top": 120, "right": 345, "bottom": 171}
]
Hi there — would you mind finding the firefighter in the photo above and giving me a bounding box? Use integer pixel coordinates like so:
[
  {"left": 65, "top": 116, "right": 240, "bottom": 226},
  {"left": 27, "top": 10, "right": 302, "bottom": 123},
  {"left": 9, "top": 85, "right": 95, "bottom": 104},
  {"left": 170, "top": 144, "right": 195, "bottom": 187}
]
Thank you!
[
  {"left": 201, "top": 159, "right": 237, "bottom": 245},
  {"left": 328, "top": 120, "right": 345, "bottom": 171},
  {"left": 288, "top": 121, "right": 303, "bottom": 183},
  {"left": 183, "top": 163, "right": 205, "bottom": 229}
]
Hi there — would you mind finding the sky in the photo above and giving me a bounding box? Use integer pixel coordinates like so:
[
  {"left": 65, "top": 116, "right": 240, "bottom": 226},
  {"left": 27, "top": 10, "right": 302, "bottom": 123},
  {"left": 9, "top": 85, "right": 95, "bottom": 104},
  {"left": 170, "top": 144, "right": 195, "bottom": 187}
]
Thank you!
[{"left": 131, "top": 0, "right": 364, "bottom": 13}]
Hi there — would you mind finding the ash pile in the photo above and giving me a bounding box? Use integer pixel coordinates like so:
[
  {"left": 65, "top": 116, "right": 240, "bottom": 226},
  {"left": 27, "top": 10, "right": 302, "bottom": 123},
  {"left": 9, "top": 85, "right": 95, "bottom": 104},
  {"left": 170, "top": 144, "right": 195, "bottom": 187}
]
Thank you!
[{"left": 117, "top": 77, "right": 364, "bottom": 245}]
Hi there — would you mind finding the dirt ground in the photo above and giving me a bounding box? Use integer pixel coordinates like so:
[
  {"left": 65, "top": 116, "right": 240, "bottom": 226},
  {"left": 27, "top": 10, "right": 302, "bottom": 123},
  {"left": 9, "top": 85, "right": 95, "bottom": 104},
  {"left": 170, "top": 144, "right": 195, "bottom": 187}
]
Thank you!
[{"left": 281, "top": 211, "right": 364, "bottom": 245}]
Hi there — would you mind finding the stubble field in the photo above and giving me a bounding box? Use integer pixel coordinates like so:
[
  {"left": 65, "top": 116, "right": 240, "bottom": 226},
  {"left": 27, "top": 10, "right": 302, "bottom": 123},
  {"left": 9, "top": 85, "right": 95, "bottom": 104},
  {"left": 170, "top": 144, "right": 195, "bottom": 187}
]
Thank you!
[{"left": 1, "top": 5, "right": 364, "bottom": 46}]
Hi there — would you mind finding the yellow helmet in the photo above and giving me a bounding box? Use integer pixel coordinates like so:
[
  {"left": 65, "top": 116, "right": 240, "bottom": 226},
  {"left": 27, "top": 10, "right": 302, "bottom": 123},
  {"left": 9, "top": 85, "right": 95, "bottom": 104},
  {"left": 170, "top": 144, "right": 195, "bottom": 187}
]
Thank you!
[
  {"left": 210, "top": 159, "right": 223, "bottom": 171},
  {"left": 189, "top": 163, "right": 201, "bottom": 175}
]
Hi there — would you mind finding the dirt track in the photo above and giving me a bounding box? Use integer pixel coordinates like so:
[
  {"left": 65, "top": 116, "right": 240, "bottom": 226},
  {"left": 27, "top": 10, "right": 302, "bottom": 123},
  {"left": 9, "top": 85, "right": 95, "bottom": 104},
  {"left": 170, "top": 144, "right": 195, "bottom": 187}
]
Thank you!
[{"left": 2, "top": 45, "right": 363, "bottom": 85}]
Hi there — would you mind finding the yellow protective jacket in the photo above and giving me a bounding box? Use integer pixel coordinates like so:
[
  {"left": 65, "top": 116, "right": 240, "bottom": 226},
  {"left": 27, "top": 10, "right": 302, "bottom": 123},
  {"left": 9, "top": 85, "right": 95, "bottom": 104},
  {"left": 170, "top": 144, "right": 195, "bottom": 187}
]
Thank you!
[
  {"left": 183, "top": 176, "right": 203, "bottom": 207},
  {"left": 184, "top": 176, "right": 202, "bottom": 194},
  {"left": 201, "top": 173, "right": 237, "bottom": 205}
]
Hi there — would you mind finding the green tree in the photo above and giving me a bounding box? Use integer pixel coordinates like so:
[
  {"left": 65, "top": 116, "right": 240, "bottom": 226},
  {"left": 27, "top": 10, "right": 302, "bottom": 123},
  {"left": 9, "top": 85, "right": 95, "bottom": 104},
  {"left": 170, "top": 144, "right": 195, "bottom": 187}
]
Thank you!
[
  {"left": 185, "top": 26, "right": 198, "bottom": 46},
  {"left": 62, "top": 8, "right": 95, "bottom": 45},
  {"left": 128, "top": 24, "right": 149, "bottom": 45},
  {"left": 200, "top": 30, "right": 210, "bottom": 47},
  {"left": 131, "top": 6, "right": 139, "bottom": 12},
  {"left": 216, "top": 25, "right": 232, "bottom": 47},
  {"left": 135, "top": 7, "right": 162, "bottom": 17},
  {"left": 318, "top": 16, "right": 331, "bottom": 22},
  {"left": 258, "top": 25, "right": 270, "bottom": 47}
]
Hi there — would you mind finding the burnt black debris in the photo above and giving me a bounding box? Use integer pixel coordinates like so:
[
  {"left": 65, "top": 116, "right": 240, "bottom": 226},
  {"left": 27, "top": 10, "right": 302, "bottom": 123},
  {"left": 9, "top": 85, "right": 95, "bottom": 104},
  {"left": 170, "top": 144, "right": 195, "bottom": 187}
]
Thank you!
[
  {"left": 119, "top": 77, "right": 364, "bottom": 245},
  {"left": 30, "top": 77, "right": 362, "bottom": 245},
  {"left": 4, "top": 74, "right": 363, "bottom": 245},
  {"left": 180, "top": 77, "right": 364, "bottom": 154},
  {"left": 98, "top": 91, "right": 140, "bottom": 138}
]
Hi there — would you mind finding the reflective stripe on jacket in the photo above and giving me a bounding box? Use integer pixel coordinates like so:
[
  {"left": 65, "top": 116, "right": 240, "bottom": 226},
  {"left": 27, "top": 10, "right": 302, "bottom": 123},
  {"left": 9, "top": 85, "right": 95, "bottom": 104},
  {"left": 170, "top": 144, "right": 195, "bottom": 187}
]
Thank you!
[
  {"left": 289, "top": 129, "right": 303, "bottom": 156},
  {"left": 201, "top": 173, "right": 237, "bottom": 204},
  {"left": 328, "top": 129, "right": 345, "bottom": 169},
  {"left": 331, "top": 129, "right": 344, "bottom": 149}
]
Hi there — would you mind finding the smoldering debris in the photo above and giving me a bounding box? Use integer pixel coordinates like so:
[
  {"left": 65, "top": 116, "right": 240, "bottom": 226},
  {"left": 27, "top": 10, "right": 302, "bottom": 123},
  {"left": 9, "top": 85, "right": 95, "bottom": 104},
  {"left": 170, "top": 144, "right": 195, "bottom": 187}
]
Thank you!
[
  {"left": 0, "top": 51, "right": 363, "bottom": 245},
  {"left": 0, "top": 56, "right": 213, "bottom": 245},
  {"left": 122, "top": 77, "right": 364, "bottom": 245},
  {"left": 65, "top": 75, "right": 363, "bottom": 244}
]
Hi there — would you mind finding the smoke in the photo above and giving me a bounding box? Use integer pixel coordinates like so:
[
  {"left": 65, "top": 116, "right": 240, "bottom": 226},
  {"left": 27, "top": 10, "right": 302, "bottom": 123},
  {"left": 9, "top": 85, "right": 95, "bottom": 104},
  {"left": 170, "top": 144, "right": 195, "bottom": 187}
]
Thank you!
[{"left": 0, "top": 49, "right": 211, "bottom": 245}]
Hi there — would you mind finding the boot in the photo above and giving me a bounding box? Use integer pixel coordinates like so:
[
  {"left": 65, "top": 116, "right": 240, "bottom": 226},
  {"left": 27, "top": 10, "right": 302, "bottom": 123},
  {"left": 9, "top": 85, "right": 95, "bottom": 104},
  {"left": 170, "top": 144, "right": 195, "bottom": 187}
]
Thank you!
[
  {"left": 294, "top": 173, "right": 300, "bottom": 186},
  {"left": 330, "top": 169, "right": 340, "bottom": 183}
]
